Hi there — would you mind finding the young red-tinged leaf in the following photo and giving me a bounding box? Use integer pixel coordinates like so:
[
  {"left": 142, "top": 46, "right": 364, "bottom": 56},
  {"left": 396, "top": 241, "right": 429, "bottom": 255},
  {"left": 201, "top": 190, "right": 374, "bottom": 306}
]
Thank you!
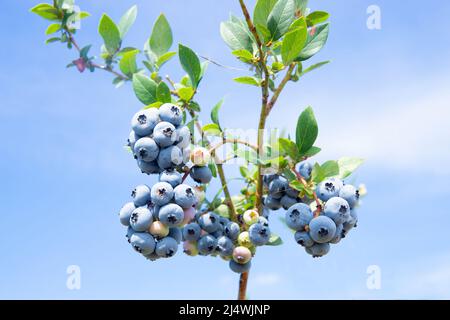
[{"left": 296, "top": 106, "right": 318, "bottom": 154}]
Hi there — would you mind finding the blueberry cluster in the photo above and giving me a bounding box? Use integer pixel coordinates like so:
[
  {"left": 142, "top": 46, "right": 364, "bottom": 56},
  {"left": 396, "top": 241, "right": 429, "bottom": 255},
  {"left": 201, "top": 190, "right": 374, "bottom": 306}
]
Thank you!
[
  {"left": 127, "top": 103, "right": 192, "bottom": 174},
  {"left": 119, "top": 174, "right": 199, "bottom": 261},
  {"left": 182, "top": 209, "right": 271, "bottom": 273},
  {"left": 263, "top": 162, "right": 360, "bottom": 258}
]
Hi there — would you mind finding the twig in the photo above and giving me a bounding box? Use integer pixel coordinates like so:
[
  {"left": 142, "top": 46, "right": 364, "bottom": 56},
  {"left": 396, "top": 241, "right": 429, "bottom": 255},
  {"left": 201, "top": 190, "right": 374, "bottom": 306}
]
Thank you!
[
  {"left": 292, "top": 167, "right": 322, "bottom": 216},
  {"left": 266, "top": 64, "right": 295, "bottom": 114}
]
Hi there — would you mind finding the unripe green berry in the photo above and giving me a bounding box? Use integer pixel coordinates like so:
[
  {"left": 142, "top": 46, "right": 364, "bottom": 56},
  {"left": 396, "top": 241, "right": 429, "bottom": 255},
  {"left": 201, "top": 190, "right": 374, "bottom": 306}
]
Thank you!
[
  {"left": 238, "top": 231, "right": 252, "bottom": 248},
  {"left": 243, "top": 209, "right": 259, "bottom": 225}
]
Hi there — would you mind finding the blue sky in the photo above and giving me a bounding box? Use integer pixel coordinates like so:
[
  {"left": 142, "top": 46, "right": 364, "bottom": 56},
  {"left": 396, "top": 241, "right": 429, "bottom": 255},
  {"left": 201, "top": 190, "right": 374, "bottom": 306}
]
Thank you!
[{"left": 1, "top": 0, "right": 450, "bottom": 299}]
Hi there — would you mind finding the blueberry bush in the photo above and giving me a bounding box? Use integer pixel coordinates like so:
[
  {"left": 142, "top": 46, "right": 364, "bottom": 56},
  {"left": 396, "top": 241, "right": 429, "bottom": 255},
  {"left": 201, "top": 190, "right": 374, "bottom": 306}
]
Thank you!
[{"left": 31, "top": 0, "right": 365, "bottom": 299}]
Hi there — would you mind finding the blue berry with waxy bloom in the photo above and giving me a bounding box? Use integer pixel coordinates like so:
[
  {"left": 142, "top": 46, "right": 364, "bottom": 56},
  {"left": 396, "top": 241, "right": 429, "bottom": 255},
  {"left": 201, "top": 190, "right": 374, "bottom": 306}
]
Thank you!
[
  {"left": 126, "top": 226, "right": 135, "bottom": 243},
  {"left": 131, "top": 108, "right": 160, "bottom": 136},
  {"left": 294, "top": 231, "right": 314, "bottom": 247},
  {"left": 285, "top": 203, "right": 313, "bottom": 231},
  {"left": 198, "top": 212, "right": 221, "bottom": 233},
  {"left": 190, "top": 165, "right": 213, "bottom": 184},
  {"left": 158, "top": 203, "right": 184, "bottom": 227},
  {"left": 316, "top": 178, "right": 344, "bottom": 202},
  {"left": 176, "top": 126, "right": 191, "bottom": 148},
  {"left": 339, "top": 184, "right": 360, "bottom": 208},
  {"left": 159, "top": 103, "right": 183, "bottom": 126},
  {"left": 343, "top": 210, "right": 358, "bottom": 234},
  {"left": 129, "top": 207, "right": 153, "bottom": 232},
  {"left": 229, "top": 260, "right": 251, "bottom": 274},
  {"left": 127, "top": 130, "right": 141, "bottom": 150},
  {"left": 258, "top": 216, "right": 269, "bottom": 227},
  {"left": 155, "top": 237, "right": 178, "bottom": 258},
  {"left": 130, "top": 232, "right": 156, "bottom": 255},
  {"left": 249, "top": 223, "right": 271, "bottom": 246},
  {"left": 224, "top": 222, "right": 240, "bottom": 240},
  {"left": 159, "top": 170, "right": 182, "bottom": 188},
  {"left": 119, "top": 202, "right": 135, "bottom": 226},
  {"left": 263, "top": 195, "right": 282, "bottom": 210},
  {"left": 131, "top": 185, "right": 151, "bottom": 207},
  {"left": 280, "top": 195, "right": 298, "bottom": 210},
  {"left": 137, "top": 159, "right": 160, "bottom": 175},
  {"left": 308, "top": 216, "right": 337, "bottom": 243},
  {"left": 285, "top": 186, "right": 299, "bottom": 198},
  {"left": 151, "top": 182, "right": 174, "bottom": 206},
  {"left": 216, "top": 236, "right": 234, "bottom": 257},
  {"left": 268, "top": 176, "right": 288, "bottom": 199},
  {"left": 168, "top": 227, "right": 182, "bottom": 244},
  {"left": 143, "top": 252, "right": 160, "bottom": 261},
  {"left": 153, "top": 121, "right": 177, "bottom": 147},
  {"left": 174, "top": 184, "right": 197, "bottom": 209},
  {"left": 210, "top": 225, "right": 225, "bottom": 239},
  {"left": 157, "top": 145, "right": 183, "bottom": 169},
  {"left": 263, "top": 174, "right": 278, "bottom": 187},
  {"left": 306, "top": 242, "right": 330, "bottom": 258},
  {"left": 182, "top": 223, "right": 202, "bottom": 242},
  {"left": 134, "top": 137, "right": 159, "bottom": 162},
  {"left": 324, "top": 197, "right": 350, "bottom": 225},
  {"left": 297, "top": 161, "right": 313, "bottom": 180},
  {"left": 197, "top": 235, "right": 217, "bottom": 255},
  {"left": 329, "top": 223, "right": 344, "bottom": 244}
]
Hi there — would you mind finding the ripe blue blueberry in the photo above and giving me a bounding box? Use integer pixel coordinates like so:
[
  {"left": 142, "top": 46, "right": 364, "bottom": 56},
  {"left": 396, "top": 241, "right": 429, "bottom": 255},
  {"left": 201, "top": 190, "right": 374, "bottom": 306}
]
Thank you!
[
  {"left": 280, "top": 195, "right": 298, "bottom": 210},
  {"left": 126, "top": 226, "right": 135, "bottom": 243},
  {"left": 159, "top": 170, "right": 182, "bottom": 188},
  {"left": 176, "top": 126, "right": 191, "bottom": 148},
  {"left": 131, "top": 185, "right": 151, "bottom": 207},
  {"left": 190, "top": 166, "right": 212, "bottom": 184},
  {"left": 130, "top": 232, "right": 156, "bottom": 255},
  {"left": 151, "top": 182, "right": 174, "bottom": 206},
  {"left": 210, "top": 225, "right": 224, "bottom": 239},
  {"left": 198, "top": 212, "right": 221, "bottom": 233},
  {"left": 216, "top": 236, "right": 234, "bottom": 257},
  {"left": 248, "top": 223, "right": 270, "bottom": 246},
  {"left": 197, "top": 235, "right": 217, "bottom": 255},
  {"left": 134, "top": 137, "right": 159, "bottom": 162},
  {"left": 174, "top": 184, "right": 197, "bottom": 209},
  {"left": 159, "top": 103, "right": 183, "bottom": 126},
  {"left": 285, "top": 186, "right": 299, "bottom": 198},
  {"left": 316, "top": 178, "right": 344, "bottom": 202},
  {"left": 339, "top": 184, "right": 359, "bottom": 208},
  {"left": 157, "top": 145, "right": 183, "bottom": 170},
  {"left": 153, "top": 121, "right": 177, "bottom": 147},
  {"left": 297, "top": 161, "right": 313, "bottom": 180},
  {"left": 308, "top": 216, "right": 337, "bottom": 243},
  {"left": 129, "top": 207, "right": 153, "bottom": 232},
  {"left": 155, "top": 237, "right": 178, "bottom": 257},
  {"left": 329, "top": 223, "right": 344, "bottom": 244},
  {"left": 128, "top": 130, "right": 141, "bottom": 150},
  {"left": 343, "top": 209, "right": 358, "bottom": 234},
  {"left": 131, "top": 109, "right": 160, "bottom": 136},
  {"left": 263, "top": 195, "right": 282, "bottom": 210},
  {"left": 258, "top": 216, "right": 269, "bottom": 227},
  {"left": 294, "top": 231, "right": 314, "bottom": 247},
  {"left": 324, "top": 197, "right": 350, "bottom": 225},
  {"left": 182, "top": 222, "right": 202, "bottom": 242},
  {"left": 137, "top": 159, "right": 161, "bottom": 175},
  {"left": 119, "top": 202, "right": 135, "bottom": 226},
  {"left": 224, "top": 222, "right": 240, "bottom": 240},
  {"left": 229, "top": 260, "right": 251, "bottom": 274},
  {"left": 168, "top": 227, "right": 182, "bottom": 244},
  {"left": 143, "top": 252, "right": 160, "bottom": 261},
  {"left": 263, "top": 174, "right": 278, "bottom": 187},
  {"left": 268, "top": 176, "right": 288, "bottom": 199},
  {"left": 285, "top": 203, "right": 313, "bottom": 231},
  {"left": 158, "top": 203, "right": 184, "bottom": 227},
  {"left": 306, "top": 242, "right": 330, "bottom": 258}
]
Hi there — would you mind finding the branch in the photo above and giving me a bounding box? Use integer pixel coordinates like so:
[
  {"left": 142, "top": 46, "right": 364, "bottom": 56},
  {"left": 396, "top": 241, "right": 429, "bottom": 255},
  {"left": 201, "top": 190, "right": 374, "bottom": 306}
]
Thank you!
[
  {"left": 266, "top": 63, "right": 295, "bottom": 114},
  {"left": 292, "top": 167, "right": 322, "bottom": 216}
]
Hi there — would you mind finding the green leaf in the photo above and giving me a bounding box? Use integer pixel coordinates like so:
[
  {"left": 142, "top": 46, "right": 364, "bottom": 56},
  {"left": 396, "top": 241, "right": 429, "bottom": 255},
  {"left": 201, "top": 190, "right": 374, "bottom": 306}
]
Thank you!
[
  {"left": 155, "top": 51, "right": 176, "bottom": 68},
  {"left": 45, "top": 23, "right": 61, "bottom": 35},
  {"left": 144, "top": 101, "right": 163, "bottom": 109},
  {"left": 220, "top": 20, "right": 254, "bottom": 53},
  {"left": 266, "top": 233, "right": 283, "bottom": 246},
  {"left": 303, "top": 146, "right": 321, "bottom": 157},
  {"left": 233, "top": 76, "right": 261, "bottom": 86},
  {"left": 321, "top": 160, "right": 339, "bottom": 177},
  {"left": 209, "top": 163, "right": 218, "bottom": 178},
  {"left": 156, "top": 82, "right": 171, "bottom": 103},
  {"left": 178, "top": 87, "right": 195, "bottom": 101},
  {"left": 311, "top": 163, "right": 324, "bottom": 183},
  {"left": 255, "top": 23, "right": 272, "bottom": 42},
  {"left": 118, "top": 5, "right": 137, "bottom": 38},
  {"left": 211, "top": 99, "right": 224, "bottom": 129},
  {"left": 45, "top": 37, "right": 61, "bottom": 44},
  {"left": 306, "top": 11, "right": 329, "bottom": 27},
  {"left": 132, "top": 74, "right": 157, "bottom": 105},
  {"left": 79, "top": 12, "right": 90, "bottom": 19},
  {"left": 150, "top": 14, "right": 173, "bottom": 57},
  {"left": 296, "top": 106, "right": 318, "bottom": 154},
  {"left": 281, "top": 18, "right": 307, "bottom": 64},
  {"left": 253, "top": 0, "right": 277, "bottom": 28},
  {"left": 278, "top": 138, "right": 300, "bottom": 160},
  {"left": 297, "top": 23, "right": 329, "bottom": 61},
  {"left": 179, "top": 44, "right": 202, "bottom": 89},
  {"left": 202, "top": 124, "right": 222, "bottom": 137},
  {"left": 267, "top": 0, "right": 296, "bottom": 41},
  {"left": 30, "top": 4, "right": 60, "bottom": 21},
  {"left": 337, "top": 157, "right": 364, "bottom": 179},
  {"left": 294, "top": 0, "right": 308, "bottom": 16},
  {"left": 119, "top": 49, "right": 139, "bottom": 75},
  {"left": 299, "top": 61, "right": 330, "bottom": 76},
  {"left": 232, "top": 49, "right": 254, "bottom": 61},
  {"left": 79, "top": 45, "right": 92, "bottom": 59},
  {"left": 240, "top": 166, "right": 250, "bottom": 178},
  {"left": 98, "top": 14, "right": 121, "bottom": 54},
  {"left": 189, "top": 101, "right": 201, "bottom": 112}
]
